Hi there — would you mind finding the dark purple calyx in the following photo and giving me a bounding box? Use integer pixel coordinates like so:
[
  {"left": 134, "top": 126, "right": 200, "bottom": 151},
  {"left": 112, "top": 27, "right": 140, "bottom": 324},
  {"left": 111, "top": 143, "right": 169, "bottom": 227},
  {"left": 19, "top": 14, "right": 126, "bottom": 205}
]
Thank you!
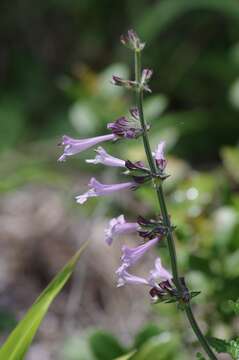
[{"left": 137, "top": 215, "right": 168, "bottom": 240}]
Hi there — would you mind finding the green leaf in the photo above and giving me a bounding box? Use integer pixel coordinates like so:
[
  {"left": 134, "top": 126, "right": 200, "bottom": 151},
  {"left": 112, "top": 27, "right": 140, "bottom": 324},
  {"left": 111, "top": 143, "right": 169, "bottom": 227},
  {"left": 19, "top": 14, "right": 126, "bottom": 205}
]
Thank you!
[
  {"left": 134, "top": 324, "right": 161, "bottom": 348},
  {"left": 207, "top": 337, "right": 229, "bottom": 353},
  {"left": 89, "top": 330, "right": 126, "bottom": 360},
  {"left": 228, "top": 338, "right": 239, "bottom": 360},
  {"left": 0, "top": 241, "right": 88, "bottom": 360},
  {"left": 131, "top": 333, "right": 179, "bottom": 360}
]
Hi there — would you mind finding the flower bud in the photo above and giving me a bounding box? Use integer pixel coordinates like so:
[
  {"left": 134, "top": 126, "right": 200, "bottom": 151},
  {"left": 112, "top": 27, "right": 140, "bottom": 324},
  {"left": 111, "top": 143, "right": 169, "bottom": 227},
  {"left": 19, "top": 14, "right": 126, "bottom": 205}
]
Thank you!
[
  {"left": 120, "top": 29, "right": 145, "bottom": 51},
  {"left": 141, "top": 69, "right": 153, "bottom": 93}
]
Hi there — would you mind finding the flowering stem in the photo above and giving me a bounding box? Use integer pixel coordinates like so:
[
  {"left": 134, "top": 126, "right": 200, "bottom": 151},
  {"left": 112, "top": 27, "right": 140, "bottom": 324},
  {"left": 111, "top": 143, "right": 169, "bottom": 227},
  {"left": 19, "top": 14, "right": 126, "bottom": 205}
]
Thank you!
[{"left": 134, "top": 49, "right": 217, "bottom": 360}]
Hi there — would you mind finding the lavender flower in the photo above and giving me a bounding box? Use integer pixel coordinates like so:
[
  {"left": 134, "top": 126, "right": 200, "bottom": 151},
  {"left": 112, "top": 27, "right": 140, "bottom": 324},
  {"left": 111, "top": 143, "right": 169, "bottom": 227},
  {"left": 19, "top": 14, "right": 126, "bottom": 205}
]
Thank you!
[
  {"left": 116, "top": 265, "right": 149, "bottom": 287},
  {"left": 58, "top": 134, "right": 116, "bottom": 162},
  {"left": 75, "top": 177, "right": 137, "bottom": 204},
  {"left": 86, "top": 147, "right": 125, "bottom": 168},
  {"left": 152, "top": 141, "right": 167, "bottom": 171},
  {"left": 148, "top": 257, "right": 172, "bottom": 288},
  {"left": 116, "top": 256, "right": 171, "bottom": 289},
  {"left": 107, "top": 114, "right": 142, "bottom": 139},
  {"left": 121, "top": 237, "right": 159, "bottom": 267},
  {"left": 120, "top": 29, "right": 145, "bottom": 51},
  {"left": 105, "top": 214, "right": 139, "bottom": 245}
]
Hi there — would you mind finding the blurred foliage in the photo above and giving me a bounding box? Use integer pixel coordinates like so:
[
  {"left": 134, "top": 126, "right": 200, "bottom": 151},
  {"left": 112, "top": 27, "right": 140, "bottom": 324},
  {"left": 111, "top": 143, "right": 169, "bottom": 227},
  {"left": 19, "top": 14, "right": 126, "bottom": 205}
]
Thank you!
[
  {"left": 0, "top": 0, "right": 239, "bottom": 359},
  {"left": 0, "top": 243, "right": 88, "bottom": 359}
]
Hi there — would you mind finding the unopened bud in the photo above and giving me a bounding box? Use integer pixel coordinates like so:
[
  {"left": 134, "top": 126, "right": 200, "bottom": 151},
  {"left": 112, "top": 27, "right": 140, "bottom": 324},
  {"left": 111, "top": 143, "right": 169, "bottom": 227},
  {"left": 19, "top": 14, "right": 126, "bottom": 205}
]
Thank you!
[{"left": 120, "top": 29, "right": 145, "bottom": 51}]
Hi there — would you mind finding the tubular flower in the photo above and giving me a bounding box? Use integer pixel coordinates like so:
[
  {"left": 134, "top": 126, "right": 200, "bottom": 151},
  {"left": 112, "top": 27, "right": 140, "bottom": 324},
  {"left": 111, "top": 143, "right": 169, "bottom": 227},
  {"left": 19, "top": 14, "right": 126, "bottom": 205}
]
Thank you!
[
  {"left": 121, "top": 237, "right": 159, "bottom": 267},
  {"left": 86, "top": 147, "right": 125, "bottom": 168},
  {"left": 58, "top": 134, "right": 117, "bottom": 162},
  {"left": 116, "top": 265, "right": 149, "bottom": 287},
  {"left": 115, "top": 256, "right": 172, "bottom": 289},
  {"left": 148, "top": 257, "right": 172, "bottom": 288},
  {"left": 75, "top": 177, "right": 137, "bottom": 204},
  {"left": 104, "top": 214, "right": 139, "bottom": 245},
  {"left": 152, "top": 141, "right": 167, "bottom": 171}
]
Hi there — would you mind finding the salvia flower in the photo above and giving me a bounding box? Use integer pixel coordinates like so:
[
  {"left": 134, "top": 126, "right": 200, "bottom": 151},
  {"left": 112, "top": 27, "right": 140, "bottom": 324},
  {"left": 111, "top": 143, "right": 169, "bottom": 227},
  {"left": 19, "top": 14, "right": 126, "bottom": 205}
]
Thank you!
[
  {"left": 152, "top": 141, "right": 167, "bottom": 171},
  {"left": 116, "top": 266, "right": 149, "bottom": 287},
  {"left": 148, "top": 257, "right": 172, "bottom": 288},
  {"left": 121, "top": 237, "right": 159, "bottom": 268},
  {"left": 58, "top": 134, "right": 116, "bottom": 162},
  {"left": 75, "top": 177, "right": 137, "bottom": 204},
  {"left": 105, "top": 214, "right": 139, "bottom": 245},
  {"left": 111, "top": 76, "right": 137, "bottom": 91},
  {"left": 120, "top": 29, "right": 145, "bottom": 51},
  {"left": 107, "top": 115, "right": 142, "bottom": 139},
  {"left": 116, "top": 256, "right": 172, "bottom": 289},
  {"left": 86, "top": 147, "right": 125, "bottom": 168}
]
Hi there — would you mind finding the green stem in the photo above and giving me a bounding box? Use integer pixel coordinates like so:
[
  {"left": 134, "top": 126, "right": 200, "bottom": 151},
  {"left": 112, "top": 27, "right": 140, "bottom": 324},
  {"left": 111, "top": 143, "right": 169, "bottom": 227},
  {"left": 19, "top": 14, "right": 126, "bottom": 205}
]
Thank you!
[
  {"left": 134, "top": 49, "right": 217, "bottom": 360},
  {"left": 134, "top": 50, "right": 181, "bottom": 290},
  {"left": 186, "top": 305, "right": 217, "bottom": 360}
]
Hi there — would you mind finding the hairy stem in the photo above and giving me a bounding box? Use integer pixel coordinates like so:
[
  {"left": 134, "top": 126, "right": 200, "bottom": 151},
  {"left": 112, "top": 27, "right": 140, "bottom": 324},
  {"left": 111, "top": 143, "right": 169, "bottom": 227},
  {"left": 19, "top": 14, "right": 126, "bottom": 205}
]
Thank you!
[{"left": 134, "top": 49, "right": 217, "bottom": 360}]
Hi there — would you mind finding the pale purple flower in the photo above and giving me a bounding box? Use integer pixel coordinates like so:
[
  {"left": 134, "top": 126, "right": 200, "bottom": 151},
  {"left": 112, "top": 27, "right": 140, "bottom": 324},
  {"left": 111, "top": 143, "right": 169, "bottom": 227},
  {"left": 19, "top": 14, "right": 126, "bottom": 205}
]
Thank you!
[
  {"left": 86, "top": 147, "right": 125, "bottom": 168},
  {"left": 148, "top": 257, "right": 172, "bottom": 288},
  {"left": 115, "top": 256, "right": 172, "bottom": 289},
  {"left": 105, "top": 214, "right": 139, "bottom": 245},
  {"left": 152, "top": 141, "right": 167, "bottom": 171},
  {"left": 116, "top": 265, "right": 149, "bottom": 287},
  {"left": 75, "top": 177, "right": 137, "bottom": 204},
  {"left": 121, "top": 237, "right": 159, "bottom": 267},
  {"left": 58, "top": 133, "right": 116, "bottom": 162}
]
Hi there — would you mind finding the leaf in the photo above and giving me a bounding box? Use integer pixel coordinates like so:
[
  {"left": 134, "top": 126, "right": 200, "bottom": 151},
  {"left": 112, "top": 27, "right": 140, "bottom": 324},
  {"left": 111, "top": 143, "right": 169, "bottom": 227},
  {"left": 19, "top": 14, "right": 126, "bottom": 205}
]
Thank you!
[
  {"left": 134, "top": 324, "right": 161, "bottom": 348},
  {"left": 0, "top": 241, "right": 88, "bottom": 360},
  {"left": 228, "top": 338, "right": 239, "bottom": 360},
  {"left": 207, "top": 337, "right": 229, "bottom": 353},
  {"left": 89, "top": 330, "right": 126, "bottom": 360},
  {"left": 130, "top": 333, "right": 179, "bottom": 360}
]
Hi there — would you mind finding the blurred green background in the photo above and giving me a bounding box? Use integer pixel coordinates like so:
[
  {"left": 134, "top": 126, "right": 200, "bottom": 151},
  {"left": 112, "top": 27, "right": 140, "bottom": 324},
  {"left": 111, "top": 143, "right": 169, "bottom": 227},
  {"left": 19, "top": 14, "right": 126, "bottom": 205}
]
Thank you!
[{"left": 0, "top": 0, "right": 239, "bottom": 359}]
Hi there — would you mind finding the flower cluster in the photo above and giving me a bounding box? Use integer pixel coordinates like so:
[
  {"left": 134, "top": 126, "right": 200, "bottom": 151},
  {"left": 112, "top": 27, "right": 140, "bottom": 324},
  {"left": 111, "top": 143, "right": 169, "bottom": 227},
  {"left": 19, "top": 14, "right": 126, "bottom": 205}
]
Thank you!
[{"left": 57, "top": 30, "right": 171, "bottom": 301}]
